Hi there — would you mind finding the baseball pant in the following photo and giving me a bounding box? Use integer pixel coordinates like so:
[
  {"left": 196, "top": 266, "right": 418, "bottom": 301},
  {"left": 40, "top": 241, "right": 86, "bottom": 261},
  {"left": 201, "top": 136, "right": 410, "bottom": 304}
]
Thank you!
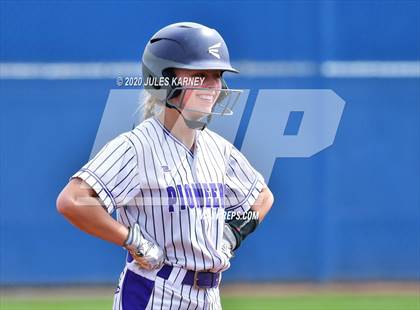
[{"left": 113, "top": 265, "right": 222, "bottom": 310}]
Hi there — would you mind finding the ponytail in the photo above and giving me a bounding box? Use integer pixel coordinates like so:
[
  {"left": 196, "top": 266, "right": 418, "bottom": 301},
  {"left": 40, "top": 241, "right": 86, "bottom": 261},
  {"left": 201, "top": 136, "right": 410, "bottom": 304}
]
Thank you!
[{"left": 142, "top": 92, "right": 163, "bottom": 120}]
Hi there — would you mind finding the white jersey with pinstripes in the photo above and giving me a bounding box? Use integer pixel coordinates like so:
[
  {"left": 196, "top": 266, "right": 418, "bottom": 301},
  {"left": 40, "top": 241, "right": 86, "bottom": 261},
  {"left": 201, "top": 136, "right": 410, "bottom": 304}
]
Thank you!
[{"left": 73, "top": 116, "right": 265, "bottom": 273}]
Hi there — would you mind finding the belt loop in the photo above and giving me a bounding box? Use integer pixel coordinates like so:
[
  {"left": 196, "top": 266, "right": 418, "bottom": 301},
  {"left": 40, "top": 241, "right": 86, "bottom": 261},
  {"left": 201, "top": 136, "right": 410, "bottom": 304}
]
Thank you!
[{"left": 169, "top": 266, "right": 187, "bottom": 286}]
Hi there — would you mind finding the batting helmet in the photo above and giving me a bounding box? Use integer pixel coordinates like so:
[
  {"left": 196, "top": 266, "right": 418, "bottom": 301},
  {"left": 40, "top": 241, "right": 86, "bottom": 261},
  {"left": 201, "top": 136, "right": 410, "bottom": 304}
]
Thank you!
[
  {"left": 141, "top": 22, "right": 240, "bottom": 129},
  {"left": 142, "top": 22, "right": 238, "bottom": 100}
]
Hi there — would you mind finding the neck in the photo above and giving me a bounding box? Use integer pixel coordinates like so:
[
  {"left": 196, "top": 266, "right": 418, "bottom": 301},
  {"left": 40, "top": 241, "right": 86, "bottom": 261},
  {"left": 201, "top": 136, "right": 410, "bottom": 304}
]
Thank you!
[{"left": 158, "top": 109, "right": 197, "bottom": 152}]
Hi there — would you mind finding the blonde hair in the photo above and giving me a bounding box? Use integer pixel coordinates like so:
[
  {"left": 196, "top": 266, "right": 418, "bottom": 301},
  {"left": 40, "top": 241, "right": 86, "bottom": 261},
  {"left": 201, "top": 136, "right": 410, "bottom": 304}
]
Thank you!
[{"left": 142, "top": 92, "right": 164, "bottom": 120}]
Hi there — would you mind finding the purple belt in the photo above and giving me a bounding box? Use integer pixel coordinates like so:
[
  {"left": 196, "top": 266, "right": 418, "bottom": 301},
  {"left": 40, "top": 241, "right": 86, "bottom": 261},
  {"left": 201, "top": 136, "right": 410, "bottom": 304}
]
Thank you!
[{"left": 127, "top": 254, "right": 220, "bottom": 289}]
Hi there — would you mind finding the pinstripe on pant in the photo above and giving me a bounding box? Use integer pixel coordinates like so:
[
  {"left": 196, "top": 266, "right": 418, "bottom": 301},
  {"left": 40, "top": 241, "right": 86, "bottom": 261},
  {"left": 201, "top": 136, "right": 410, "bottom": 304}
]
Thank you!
[{"left": 113, "top": 265, "right": 222, "bottom": 310}]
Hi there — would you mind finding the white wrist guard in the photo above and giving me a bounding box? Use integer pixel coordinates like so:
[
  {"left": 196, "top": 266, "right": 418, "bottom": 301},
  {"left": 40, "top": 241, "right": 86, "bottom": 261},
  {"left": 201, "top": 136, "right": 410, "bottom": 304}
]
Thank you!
[{"left": 223, "top": 224, "right": 237, "bottom": 250}]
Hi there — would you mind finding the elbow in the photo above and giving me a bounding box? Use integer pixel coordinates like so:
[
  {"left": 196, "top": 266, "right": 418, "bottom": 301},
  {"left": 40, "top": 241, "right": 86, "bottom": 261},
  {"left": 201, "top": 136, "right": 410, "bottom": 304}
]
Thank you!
[
  {"left": 270, "top": 188, "right": 275, "bottom": 206},
  {"left": 266, "top": 187, "right": 275, "bottom": 209},
  {"left": 56, "top": 189, "right": 76, "bottom": 217}
]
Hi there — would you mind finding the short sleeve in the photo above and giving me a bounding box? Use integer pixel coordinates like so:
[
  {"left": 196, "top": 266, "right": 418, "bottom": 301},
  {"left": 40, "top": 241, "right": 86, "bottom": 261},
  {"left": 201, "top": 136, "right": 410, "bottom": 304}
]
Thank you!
[
  {"left": 71, "top": 134, "right": 140, "bottom": 214},
  {"left": 224, "top": 145, "right": 266, "bottom": 213}
]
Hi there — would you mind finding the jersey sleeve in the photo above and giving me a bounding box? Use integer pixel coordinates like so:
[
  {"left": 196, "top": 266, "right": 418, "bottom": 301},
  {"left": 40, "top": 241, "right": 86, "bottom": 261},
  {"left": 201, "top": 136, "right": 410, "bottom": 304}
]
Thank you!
[
  {"left": 71, "top": 134, "right": 140, "bottom": 214},
  {"left": 224, "top": 145, "right": 266, "bottom": 213}
]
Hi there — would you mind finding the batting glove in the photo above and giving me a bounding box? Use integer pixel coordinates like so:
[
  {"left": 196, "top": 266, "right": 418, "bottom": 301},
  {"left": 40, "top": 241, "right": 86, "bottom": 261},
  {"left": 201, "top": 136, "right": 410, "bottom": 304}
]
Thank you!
[
  {"left": 221, "top": 224, "right": 236, "bottom": 259},
  {"left": 124, "top": 223, "right": 165, "bottom": 270}
]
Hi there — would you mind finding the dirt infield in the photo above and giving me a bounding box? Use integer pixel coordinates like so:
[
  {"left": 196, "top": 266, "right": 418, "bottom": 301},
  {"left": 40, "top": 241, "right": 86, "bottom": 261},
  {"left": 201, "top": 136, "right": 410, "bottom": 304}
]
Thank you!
[{"left": 1, "top": 282, "right": 419, "bottom": 299}]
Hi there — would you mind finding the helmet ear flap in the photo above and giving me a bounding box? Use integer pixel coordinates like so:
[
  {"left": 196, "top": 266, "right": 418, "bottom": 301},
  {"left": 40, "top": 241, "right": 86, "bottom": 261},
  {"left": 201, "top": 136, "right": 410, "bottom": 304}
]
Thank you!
[
  {"left": 162, "top": 68, "right": 182, "bottom": 100},
  {"left": 142, "top": 64, "right": 167, "bottom": 101},
  {"left": 143, "top": 66, "right": 182, "bottom": 103}
]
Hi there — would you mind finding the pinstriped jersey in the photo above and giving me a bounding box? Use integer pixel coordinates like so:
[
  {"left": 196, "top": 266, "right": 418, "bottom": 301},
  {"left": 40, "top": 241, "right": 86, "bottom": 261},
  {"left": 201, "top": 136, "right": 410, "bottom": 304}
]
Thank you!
[{"left": 73, "top": 117, "right": 265, "bottom": 272}]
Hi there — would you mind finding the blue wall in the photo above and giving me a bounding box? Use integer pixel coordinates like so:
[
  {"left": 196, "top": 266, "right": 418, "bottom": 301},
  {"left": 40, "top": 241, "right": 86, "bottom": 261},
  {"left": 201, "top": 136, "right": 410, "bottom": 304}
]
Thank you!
[{"left": 1, "top": 1, "right": 419, "bottom": 284}]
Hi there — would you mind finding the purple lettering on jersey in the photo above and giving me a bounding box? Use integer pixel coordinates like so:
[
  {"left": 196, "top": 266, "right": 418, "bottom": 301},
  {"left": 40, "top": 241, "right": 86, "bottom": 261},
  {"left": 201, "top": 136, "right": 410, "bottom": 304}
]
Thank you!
[
  {"left": 176, "top": 185, "right": 186, "bottom": 210},
  {"left": 167, "top": 186, "right": 177, "bottom": 212},
  {"left": 166, "top": 182, "right": 226, "bottom": 212},
  {"left": 184, "top": 184, "right": 195, "bottom": 208},
  {"left": 209, "top": 183, "right": 219, "bottom": 208},
  {"left": 201, "top": 183, "right": 212, "bottom": 208},
  {"left": 191, "top": 183, "right": 204, "bottom": 208},
  {"left": 218, "top": 183, "right": 225, "bottom": 208}
]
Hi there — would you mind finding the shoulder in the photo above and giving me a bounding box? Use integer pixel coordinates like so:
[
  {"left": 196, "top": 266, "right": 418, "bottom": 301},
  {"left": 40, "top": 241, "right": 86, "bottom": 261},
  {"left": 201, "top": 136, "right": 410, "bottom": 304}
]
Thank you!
[
  {"left": 93, "top": 120, "right": 156, "bottom": 163},
  {"left": 121, "top": 118, "right": 160, "bottom": 148},
  {"left": 203, "top": 129, "right": 252, "bottom": 165},
  {"left": 202, "top": 128, "right": 234, "bottom": 151}
]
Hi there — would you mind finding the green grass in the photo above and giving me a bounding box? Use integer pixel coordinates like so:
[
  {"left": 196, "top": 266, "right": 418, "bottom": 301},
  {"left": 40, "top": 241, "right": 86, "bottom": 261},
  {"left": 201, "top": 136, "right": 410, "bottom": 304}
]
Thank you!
[
  {"left": 222, "top": 296, "right": 420, "bottom": 310},
  {"left": 1, "top": 295, "right": 419, "bottom": 310}
]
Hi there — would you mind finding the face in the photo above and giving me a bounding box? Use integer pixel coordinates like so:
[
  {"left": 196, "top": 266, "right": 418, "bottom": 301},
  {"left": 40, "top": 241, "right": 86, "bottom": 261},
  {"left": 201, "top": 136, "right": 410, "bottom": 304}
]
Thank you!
[{"left": 170, "top": 69, "right": 223, "bottom": 118}]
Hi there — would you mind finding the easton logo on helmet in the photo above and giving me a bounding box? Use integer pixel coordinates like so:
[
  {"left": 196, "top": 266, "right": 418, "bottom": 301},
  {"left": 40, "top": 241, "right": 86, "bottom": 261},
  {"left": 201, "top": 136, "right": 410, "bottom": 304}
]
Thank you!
[{"left": 208, "top": 42, "right": 221, "bottom": 59}]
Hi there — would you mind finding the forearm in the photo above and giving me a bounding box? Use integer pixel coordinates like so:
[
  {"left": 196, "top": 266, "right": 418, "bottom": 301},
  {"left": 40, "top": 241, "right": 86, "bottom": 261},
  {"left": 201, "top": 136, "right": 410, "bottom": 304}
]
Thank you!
[
  {"left": 224, "top": 187, "right": 274, "bottom": 251},
  {"left": 57, "top": 181, "right": 129, "bottom": 247},
  {"left": 251, "top": 186, "right": 274, "bottom": 222},
  {"left": 223, "top": 187, "right": 274, "bottom": 250},
  {"left": 63, "top": 201, "right": 128, "bottom": 246}
]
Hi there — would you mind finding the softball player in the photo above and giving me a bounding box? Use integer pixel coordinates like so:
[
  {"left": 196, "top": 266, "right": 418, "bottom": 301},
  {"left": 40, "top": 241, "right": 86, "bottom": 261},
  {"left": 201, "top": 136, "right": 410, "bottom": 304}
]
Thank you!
[{"left": 57, "top": 22, "right": 274, "bottom": 310}]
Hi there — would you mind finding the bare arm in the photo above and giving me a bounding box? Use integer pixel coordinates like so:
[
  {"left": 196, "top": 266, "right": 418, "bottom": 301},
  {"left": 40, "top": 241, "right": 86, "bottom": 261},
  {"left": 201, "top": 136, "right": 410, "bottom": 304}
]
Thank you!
[
  {"left": 222, "top": 186, "right": 274, "bottom": 252},
  {"left": 251, "top": 186, "right": 274, "bottom": 222},
  {"left": 56, "top": 178, "right": 128, "bottom": 247}
]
